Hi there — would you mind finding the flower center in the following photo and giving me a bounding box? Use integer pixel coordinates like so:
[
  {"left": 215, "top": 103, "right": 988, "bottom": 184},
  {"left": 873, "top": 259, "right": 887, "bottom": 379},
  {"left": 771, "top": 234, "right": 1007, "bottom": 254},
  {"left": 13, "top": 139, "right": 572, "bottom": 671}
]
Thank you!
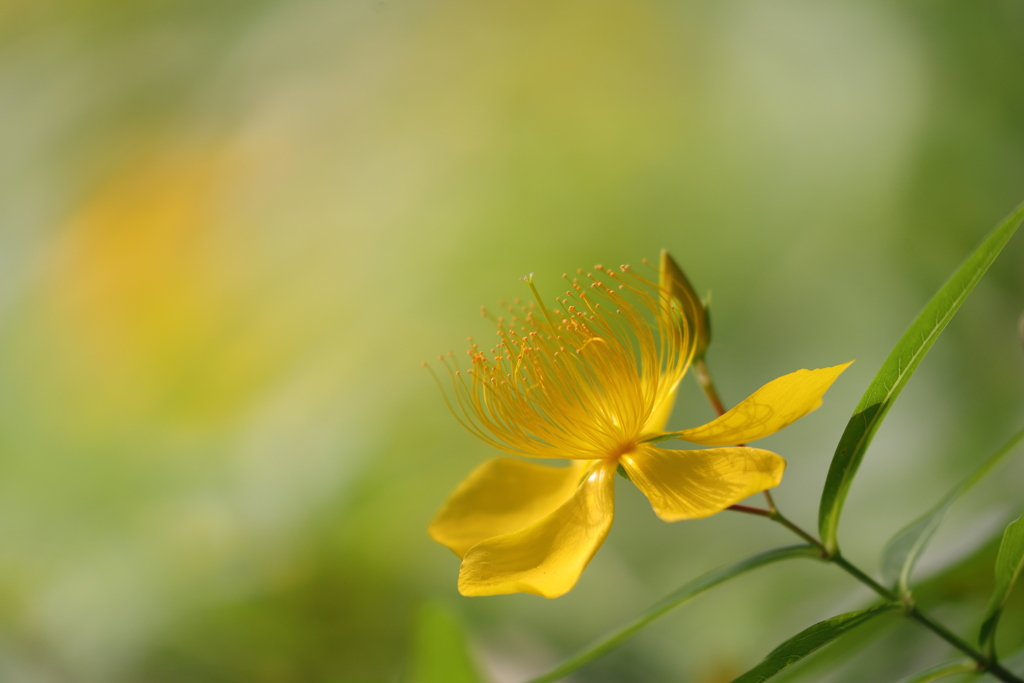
[{"left": 608, "top": 442, "right": 638, "bottom": 463}]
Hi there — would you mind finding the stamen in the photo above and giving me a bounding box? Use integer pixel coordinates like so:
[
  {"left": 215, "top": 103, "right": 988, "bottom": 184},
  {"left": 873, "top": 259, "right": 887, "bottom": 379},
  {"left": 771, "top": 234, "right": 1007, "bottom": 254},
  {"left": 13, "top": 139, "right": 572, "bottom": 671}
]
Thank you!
[{"left": 429, "top": 263, "right": 696, "bottom": 460}]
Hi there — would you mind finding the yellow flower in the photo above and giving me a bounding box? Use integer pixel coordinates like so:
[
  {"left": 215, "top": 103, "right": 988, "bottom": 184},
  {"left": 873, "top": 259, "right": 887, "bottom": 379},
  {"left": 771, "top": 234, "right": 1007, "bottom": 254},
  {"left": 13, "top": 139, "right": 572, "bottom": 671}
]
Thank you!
[{"left": 429, "top": 254, "right": 849, "bottom": 598}]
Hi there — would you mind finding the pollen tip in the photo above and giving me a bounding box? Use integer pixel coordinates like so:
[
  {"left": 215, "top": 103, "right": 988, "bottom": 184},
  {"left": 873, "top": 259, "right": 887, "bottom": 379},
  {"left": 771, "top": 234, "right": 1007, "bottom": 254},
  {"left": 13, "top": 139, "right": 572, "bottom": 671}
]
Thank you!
[{"left": 421, "top": 361, "right": 428, "bottom": 367}]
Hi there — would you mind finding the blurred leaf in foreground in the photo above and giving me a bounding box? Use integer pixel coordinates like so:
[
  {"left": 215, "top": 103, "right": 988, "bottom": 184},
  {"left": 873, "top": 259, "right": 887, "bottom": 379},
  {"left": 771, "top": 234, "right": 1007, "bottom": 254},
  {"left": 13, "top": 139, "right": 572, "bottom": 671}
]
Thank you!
[
  {"left": 895, "top": 659, "right": 975, "bottom": 683},
  {"left": 407, "top": 603, "right": 483, "bottom": 683},
  {"left": 882, "top": 426, "right": 1024, "bottom": 595}
]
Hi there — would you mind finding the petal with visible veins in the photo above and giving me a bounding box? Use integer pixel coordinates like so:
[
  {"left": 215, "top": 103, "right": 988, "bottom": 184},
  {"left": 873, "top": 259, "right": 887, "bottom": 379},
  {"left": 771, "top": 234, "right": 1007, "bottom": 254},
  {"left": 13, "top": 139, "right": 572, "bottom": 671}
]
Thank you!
[
  {"left": 676, "top": 363, "right": 852, "bottom": 446},
  {"left": 622, "top": 444, "right": 785, "bottom": 522}
]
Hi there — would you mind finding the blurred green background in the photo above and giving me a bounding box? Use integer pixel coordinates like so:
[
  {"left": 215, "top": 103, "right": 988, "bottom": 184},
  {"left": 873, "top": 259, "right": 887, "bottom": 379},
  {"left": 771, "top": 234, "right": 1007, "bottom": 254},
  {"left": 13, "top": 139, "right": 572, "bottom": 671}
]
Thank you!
[{"left": 1, "top": 1, "right": 1023, "bottom": 681}]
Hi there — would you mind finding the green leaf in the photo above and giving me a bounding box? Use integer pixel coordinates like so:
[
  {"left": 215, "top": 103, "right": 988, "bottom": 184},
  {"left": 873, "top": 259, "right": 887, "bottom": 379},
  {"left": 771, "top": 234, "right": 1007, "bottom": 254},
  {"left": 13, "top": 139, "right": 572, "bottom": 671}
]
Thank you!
[
  {"left": 407, "top": 602, "right": 483, "bottom": 683},
  {"left": 731, "top": 604, "right": 901, "bottom": 683},
  {"left": 818, "top": 202, "right": 1024, "bottom": 554},
  {"left": 882, "top": 426, "right": 1024, "bottom": 594},
  {"left": 524, "top": 545, "right": 823, "bottom": 683},
  {"left": 979, "top": 514, "right": 1024, "bottom": 658},
  {"left": 896, "top": 659, "right": 976, "bottom": 683}
]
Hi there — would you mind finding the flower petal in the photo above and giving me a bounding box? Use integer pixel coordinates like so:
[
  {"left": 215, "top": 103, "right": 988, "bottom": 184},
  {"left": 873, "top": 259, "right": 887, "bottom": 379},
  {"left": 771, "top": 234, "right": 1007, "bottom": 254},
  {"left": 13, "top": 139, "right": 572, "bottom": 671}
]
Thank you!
[
  {"left": 675, "top": 362, "right": 852, "bottom": 446},
  {"left": 457, "top": 461, "right": 616, "bottom": 598},
  {"left": 621, "top": 444, "right": 785, "bottom": 522},
  {"left": 643, "top": 381, "right": 680, "bottom": 434},
  {"left": 429, "top": 458, "right": 591, "bottom": 558}
]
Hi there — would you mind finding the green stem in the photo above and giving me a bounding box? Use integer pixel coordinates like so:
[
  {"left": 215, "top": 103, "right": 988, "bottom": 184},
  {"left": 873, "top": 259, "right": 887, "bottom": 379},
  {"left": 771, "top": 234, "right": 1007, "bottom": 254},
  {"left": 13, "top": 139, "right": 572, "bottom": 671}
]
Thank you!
[
  {"left": 521, "top": 545, "right": 822, "bottom": 683},
  {"left": 694, "top": 366, "right": 1022, "bottom": 682},
  {"left": 727, "top": 505, "right": 1023, "bottom": 682},
  {"left": 832, "top": 553, "right": 1021, "bottom": 682},
  {"left": 770, "top": 508, "right": 827, "bottom": 555}
]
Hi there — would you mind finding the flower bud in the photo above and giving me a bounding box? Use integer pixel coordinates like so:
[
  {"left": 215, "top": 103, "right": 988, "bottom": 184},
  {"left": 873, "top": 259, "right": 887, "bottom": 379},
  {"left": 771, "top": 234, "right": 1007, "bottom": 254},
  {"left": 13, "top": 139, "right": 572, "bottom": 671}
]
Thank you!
[{"left": 659, "top": 249, "right": 711, "bottom": 360}]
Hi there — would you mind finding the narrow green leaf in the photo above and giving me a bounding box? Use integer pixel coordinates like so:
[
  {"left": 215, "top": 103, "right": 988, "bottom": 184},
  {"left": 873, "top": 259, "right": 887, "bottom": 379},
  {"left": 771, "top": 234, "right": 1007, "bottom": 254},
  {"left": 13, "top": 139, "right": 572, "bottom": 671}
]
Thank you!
[
  {"left": 882, "top": 426, "right": 1024, "bottom": 594},
  {"left": 896, "top": 659, "right": 976, "bottom": 683},
  {"left": 524, "top": 545, "right": 823, "bottom": 683},
  {"left": 979, "top": 514, "right": 1024, "bottom": 657},
  {"left": 731, "top": 604, "right": 901, "bottom": 683},
  {"left": 819, "top": 202, "right": 1024, "bottom": 554},
  {"left": 407, "top": 602, "right": 483, "bottom": 683}
]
